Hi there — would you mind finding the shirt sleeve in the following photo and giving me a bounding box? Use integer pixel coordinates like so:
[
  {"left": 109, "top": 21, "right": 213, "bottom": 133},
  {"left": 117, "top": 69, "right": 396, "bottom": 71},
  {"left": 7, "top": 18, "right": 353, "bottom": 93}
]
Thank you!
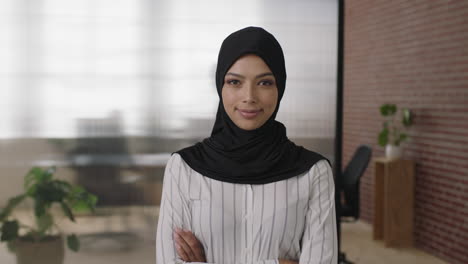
[
  {"left": 156, "top": 154, "right": 194, "bottom": 264},
  {"left": 298, "top": 160, "right": 338, "bottom": 264}
]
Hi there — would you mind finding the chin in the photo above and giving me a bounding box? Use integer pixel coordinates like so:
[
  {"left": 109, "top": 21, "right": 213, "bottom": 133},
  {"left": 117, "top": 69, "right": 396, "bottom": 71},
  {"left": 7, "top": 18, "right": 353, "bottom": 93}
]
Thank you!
[
  {"left": 239, "top": 125, "right": 258, "bottom": 131},
  {"left": 236, "top": 121, "right": 263, "bottom": 131}
]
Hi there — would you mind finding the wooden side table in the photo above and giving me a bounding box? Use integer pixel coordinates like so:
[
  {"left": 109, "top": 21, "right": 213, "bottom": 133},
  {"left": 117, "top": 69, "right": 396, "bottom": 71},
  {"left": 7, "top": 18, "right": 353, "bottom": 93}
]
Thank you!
[{"left": 373, "top": 157, "right": 415, "bottom": 247}]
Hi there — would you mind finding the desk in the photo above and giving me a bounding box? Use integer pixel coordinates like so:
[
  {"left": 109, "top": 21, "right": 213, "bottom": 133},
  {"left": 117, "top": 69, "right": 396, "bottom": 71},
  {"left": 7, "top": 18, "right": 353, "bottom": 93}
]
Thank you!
[
  {"left": 373, "top": 158, "right": 415, "bottom": 247},
  {"left": 33, "top": 154, "right": 171, "bottom": 206}
]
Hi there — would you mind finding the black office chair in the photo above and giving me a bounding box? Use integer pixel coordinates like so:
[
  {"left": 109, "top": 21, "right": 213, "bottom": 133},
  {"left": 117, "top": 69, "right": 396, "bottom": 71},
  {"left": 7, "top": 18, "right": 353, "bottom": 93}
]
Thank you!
[
  {"left": 340, "top": 145, "right": 372, "bottom": 221},
  {"left": 339, "top": 145, "right": 372, "bottom": 264}
]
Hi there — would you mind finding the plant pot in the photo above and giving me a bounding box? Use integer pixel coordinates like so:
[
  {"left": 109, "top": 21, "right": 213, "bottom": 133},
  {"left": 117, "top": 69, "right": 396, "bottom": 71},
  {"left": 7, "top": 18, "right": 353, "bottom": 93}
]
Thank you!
[
  {"left": 14, "top": 236, "right": 64, "bottom": 264},
  {"left": 385, "top": 144, "right": 402, "bottom": 160}
]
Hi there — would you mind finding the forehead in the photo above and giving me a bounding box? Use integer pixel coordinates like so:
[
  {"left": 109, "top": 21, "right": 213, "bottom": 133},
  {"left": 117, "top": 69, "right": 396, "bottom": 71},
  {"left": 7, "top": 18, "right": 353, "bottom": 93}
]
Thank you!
[{"left": 227, "top": 54, "right": 272, "bottom": 74}]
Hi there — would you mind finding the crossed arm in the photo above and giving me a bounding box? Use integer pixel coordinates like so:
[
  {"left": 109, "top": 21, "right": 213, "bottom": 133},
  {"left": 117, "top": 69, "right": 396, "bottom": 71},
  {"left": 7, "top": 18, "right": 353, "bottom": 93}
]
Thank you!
[{"left": 173, "top": 228, "right": 298, "bottom": 264}]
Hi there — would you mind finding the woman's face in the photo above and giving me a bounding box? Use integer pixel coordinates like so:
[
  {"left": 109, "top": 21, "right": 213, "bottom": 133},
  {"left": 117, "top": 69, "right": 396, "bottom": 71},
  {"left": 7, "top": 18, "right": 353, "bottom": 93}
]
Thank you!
[{"left": 222, "top": 54, "right": 278, "bottom": 131}]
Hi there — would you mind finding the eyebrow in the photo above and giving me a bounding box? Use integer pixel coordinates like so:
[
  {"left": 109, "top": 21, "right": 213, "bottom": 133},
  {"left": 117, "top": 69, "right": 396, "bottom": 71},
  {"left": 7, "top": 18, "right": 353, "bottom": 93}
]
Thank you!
[{"left": 225, "top": 72, "right": 274, "bottom": 79}]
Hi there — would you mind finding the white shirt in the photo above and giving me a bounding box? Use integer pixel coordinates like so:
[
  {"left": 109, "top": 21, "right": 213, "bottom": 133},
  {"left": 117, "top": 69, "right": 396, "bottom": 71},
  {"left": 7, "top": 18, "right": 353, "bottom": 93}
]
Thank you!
[{"left": 156, "top": 153, "right": 337, "bottom": 264}]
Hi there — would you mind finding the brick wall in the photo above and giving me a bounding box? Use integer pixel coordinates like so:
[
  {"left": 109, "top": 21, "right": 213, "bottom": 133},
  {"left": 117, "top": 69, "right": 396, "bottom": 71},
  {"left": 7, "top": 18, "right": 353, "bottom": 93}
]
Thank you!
[{"left": 343, "top": 1, "right": 468, "bottom": 263}]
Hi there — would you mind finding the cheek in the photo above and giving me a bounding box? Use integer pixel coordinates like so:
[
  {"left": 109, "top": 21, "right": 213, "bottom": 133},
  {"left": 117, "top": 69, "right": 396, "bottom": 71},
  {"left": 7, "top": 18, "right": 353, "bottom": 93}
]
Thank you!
[
  {"left": 264, "top": 91, "right": 278, "bottom": 110},
  {"left": 221, "top": 88, "right": 236, "bottom": 108}
]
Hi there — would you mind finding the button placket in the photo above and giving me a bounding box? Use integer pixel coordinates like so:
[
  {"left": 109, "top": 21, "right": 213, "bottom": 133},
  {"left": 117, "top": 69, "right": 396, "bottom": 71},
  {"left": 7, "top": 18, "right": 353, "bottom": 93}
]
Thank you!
[
  {"left": 243, "top": 184, "right": 254, "bottom": 263},
  {"left": 247, "top": 185, "right": 254, "bottom": 263}
]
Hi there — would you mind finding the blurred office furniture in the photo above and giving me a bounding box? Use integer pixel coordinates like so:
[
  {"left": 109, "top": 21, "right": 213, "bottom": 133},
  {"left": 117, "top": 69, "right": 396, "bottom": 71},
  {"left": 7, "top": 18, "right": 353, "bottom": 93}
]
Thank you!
[
  {"left": 69, "top": 116, "right": 142, "bottom": 206},
  {"left": 57, "top": 116, "right": 167, "bottom": 251},
  {"left": 373, "top": 158, "right": 415, "bottom": 247},
  {"left": 340, "top": 145, "right": 372, "bottom": 221},
  {"left": 64, "top": 152, "right": 167, "bottom": 251},
  {"left": 339, "top": 145, "right": 372, "bottom": 264}
]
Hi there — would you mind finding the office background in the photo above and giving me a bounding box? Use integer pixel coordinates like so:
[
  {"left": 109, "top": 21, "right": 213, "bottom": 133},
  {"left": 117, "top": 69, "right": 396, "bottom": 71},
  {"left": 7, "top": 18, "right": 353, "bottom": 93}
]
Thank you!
[
  {"left": 0, "top": 0, "right": 467, "bottom": 264},
  {"left": 342, "top": 1, "right": 468, "bottom": 263},
  {"left": 0, "top": 0, "right": 338, "bottom": 263}
]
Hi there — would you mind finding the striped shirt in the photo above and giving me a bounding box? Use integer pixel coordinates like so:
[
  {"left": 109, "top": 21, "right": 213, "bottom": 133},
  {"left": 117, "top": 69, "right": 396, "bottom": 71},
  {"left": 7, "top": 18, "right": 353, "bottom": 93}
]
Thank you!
[{"left": 156, "top": 153, "right": 337, "bottom": 264}]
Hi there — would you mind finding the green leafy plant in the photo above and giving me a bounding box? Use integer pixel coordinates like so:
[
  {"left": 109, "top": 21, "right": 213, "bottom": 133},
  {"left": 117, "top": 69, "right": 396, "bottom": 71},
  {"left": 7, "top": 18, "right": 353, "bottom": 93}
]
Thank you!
[
  {"left": 378, "top": 103, "right": 413, "bottom": 147},
  {"left": 0, "top": 167, "right": 97, "bottom": 252}
]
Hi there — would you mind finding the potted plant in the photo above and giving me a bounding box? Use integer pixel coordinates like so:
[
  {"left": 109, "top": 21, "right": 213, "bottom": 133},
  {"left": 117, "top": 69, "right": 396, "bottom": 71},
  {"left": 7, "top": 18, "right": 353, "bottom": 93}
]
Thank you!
[
  {"left": 0, "top": 167, "right": 97, "bottom": 264},
  {"left": 378, "top": 103, "right": 413, "bottom": 159}
]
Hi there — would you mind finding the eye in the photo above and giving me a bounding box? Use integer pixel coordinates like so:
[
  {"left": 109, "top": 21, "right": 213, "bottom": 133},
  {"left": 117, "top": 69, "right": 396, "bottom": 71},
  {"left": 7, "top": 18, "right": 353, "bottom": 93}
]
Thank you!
[
  {"left": 226, "top": 79, "right": 241, "bottom": 85},
  {"left": 259, "top": 80, "right": 274, "bottom": 86}
]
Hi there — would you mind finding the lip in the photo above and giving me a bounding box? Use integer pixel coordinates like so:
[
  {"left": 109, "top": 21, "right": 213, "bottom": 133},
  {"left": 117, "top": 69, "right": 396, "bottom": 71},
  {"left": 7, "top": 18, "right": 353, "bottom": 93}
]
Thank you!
[{"left": 237, "top": 109, "right": 262, "bottom": 119}]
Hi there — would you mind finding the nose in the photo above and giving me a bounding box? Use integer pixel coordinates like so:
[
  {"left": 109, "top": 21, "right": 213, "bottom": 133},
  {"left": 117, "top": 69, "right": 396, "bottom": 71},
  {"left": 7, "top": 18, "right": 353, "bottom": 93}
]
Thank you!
[{"left": 242, "top": 82, "right": 257, "bottom": 103}]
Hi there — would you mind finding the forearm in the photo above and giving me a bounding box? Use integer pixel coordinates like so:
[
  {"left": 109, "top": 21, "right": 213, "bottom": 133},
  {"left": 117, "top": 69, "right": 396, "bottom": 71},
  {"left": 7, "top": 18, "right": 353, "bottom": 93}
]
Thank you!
[
  {"left": 278, "top": 259, "right": 298, "bottom": 264},
  {"left": 190, "top": 258, "right": 295, "bottom": 264},
  {"left": 177, "top": 261, "right": 280, "bottom": 264}
]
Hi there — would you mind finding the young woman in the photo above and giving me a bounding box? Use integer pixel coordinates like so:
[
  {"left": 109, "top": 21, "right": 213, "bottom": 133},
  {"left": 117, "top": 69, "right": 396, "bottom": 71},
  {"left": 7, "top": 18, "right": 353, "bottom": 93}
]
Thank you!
[{"left": 156, "top": 26, "right": 337, "bottom": 264}]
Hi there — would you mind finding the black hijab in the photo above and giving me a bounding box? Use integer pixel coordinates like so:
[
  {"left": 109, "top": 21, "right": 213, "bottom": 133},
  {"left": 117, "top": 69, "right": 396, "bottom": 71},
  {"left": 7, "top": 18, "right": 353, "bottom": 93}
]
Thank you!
[{"left": 176, "top": 26, "right": 327, "bottom": 184}]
